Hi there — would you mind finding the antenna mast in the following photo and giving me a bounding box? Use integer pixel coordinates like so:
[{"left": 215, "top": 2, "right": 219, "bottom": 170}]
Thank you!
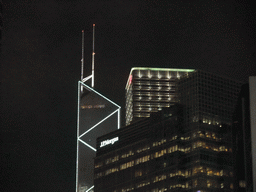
[
  {"left": 92, "top": 24, "right": 95, "bottom": 88},
  {"left": 81, "top": 30, "right": 85, "bottom": 92},
  {"left": 80, "top": 24, "right": 95, "bottom": 90}
]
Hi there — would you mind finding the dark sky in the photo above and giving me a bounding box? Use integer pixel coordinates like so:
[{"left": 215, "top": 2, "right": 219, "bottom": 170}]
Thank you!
[{"left": 1, "top": 0, "right": 255, "bottom": 191}]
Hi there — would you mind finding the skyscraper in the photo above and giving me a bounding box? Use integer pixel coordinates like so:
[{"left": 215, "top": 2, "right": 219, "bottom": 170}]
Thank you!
[
  {"left": 176, "top": 70, "right": 242, "bottom": 191},
  {"left": 94, "top": 105, "right": 185, "bottom": 192},
  {"left": 94, "top": 68, "right": 243, "bottom": 192},
  {"left": 0, "top": 0, "right": 2, "bottom": 52},
  {"left": 76, "top": 81, "right": 120, "bottom": 192},
  {"left": 232, "top": 76, "right": 256, "bottom": 192},
  {"left": 76, "top": 24, "right": 121, "bottom": 192},
  {"left": 125, "top": 67, "right": 195, "bottom": 126}
]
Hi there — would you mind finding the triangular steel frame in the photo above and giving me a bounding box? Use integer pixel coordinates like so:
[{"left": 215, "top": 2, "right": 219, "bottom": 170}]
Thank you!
[{"left": 76, "top": 81, "right": 120, "bottom": 192}]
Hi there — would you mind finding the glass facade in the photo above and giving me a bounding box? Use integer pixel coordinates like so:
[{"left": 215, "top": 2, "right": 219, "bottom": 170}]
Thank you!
[
  {"left": 176, "top": 70, "right": 242, "bottom": 192},
  {"left": 94, "top": 109, "right": 237, "bottom": 191},
  {"left": 232, "top": 77, "right": 256, "bottom": 192},
  {"left": 95, "top": 106, "right": 187, "bottom": 192},
  {"left": 177, "top": 70, "right": 241, "bottom": 128},
  {"left": 76, "top": 81, "right": 120, "bottom": 192}
]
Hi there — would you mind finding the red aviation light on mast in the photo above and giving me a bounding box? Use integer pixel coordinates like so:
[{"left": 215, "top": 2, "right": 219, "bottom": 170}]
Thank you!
[{"left": 129, "top": 75, "right": 132, "bottom": 85}]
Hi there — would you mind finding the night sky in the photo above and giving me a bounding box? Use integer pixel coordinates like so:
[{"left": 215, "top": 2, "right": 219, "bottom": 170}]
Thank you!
[{"left": 2, "top": 0, "right": 256, "bottom": 191}]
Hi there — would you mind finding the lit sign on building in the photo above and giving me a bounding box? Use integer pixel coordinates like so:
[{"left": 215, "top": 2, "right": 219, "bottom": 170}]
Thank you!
[
  {"left": 100, "top": 137, "right": 119, "bottom": 148},
  {"left": 81, "top": 104, "right": 105, "bottom": 109}
]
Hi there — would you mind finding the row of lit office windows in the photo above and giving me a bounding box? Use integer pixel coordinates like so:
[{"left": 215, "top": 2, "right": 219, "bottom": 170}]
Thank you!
[
  {"left": 119, "top": 182, "right": 232, "bottom": 192},
  {"left": 134, "top": 103, "right": 171, "bottom": 109},
  {"left": 111, "top": 175, "right": 233, "bottom": 192},
  {"left": 191, "top": 112, "right": 232, "bottom": 125},
  {"left": 133, "top": 81, "right": 176, "bottom": 87},
  {"left": 133, "top": 96, "right": 173, "bottom": 102},
  {"left": 132, "top": 71, "right": 187, "bottom": 80},
  {"left": 133, "top": 86, "right": 174, "bottom": 91},
  {"left": 137, "top": 179, "right": 232, "bottom": 191},
  {"left": 95, "top": 143, "right": 231, "bottom": 179},
  {"left": 191, "top": 130, "right": 222, "bottom": 141},
  {"left": 192, "top": 141, "right": 231, "bottom": 152},
  {"left": 191, "top": 166, "right": 232, "bottom": 177},
  {"left": 131, "top": 112, "right": 230, "bottom": 131},
  {"left": 192, "top": 116, "right": 228, "bottom": 127},
  {"left": 95, "top": 132, "right": 228, "bottom": 168},
  {"left": 133, "top": 80, "right": 176, "bottom": 86},
  {"left": 133, "top": 91, "right": 176, "bottom": 97}
]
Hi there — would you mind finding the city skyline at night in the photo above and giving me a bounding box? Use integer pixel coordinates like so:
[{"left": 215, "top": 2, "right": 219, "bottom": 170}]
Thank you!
[
  {"left": 94, "top": 69, "right": 243, "bottom": 192},
  {"left": 2, "top": 1, "right": 255, "bottom": 191}
]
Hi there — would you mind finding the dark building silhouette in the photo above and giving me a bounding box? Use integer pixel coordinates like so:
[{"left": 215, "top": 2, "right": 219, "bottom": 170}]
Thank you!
[
  {"left": 94, "top": 69, "right": 243, "bottom": 192},
  {"left": 95, "top": 105, "right": 186, "bottom": 192},
  {"left": 0, "top": 0, "right": 2, "bottom": 52},
  {"left": 232, "top": 77, "right": 256, "bottom": 192}
]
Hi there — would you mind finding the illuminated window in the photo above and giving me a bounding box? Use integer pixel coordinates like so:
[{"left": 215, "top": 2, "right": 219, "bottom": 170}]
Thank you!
[
  {"left": 95, "top": 172, "right": 103, "bottom": 179},
  {"left": 153, "top": 175, "right": 166, "bottom": 183},
  {"left": 135, "top": 170, "right": 142, "bottom": 177},
  {"left": 193, "top": 180, "right": 198, "bottom": 187},
  {"left": 154, "top": 150, "right": 166, "bottom": 158},
  {"left": 121, "top": 150, "right": 134, "bottom": 159},
  {"left": 135, "top": 155, "right": 150, "bottom": 165},
  {"left": 239, "top": 180, "right": 246, "bottom": 188},
  {"left": 219, "top": 146, "right": 225, "bottom": 151},
  {"left": 120, "top": 163, "right": 127, "bottom": 170},
  {"left": 185, "top": 170, "right": 191, "bottom": 177},
  {"left": 120, "top": 161, "right": 134, "bottom": 170},
  {"left": 95, "top": 162, "right": 103, "bottom": 168},
  {"left": 207, "top": 180, "right": 211, "bottom": 188},
  {"left": 105, "top": 167, "right": 118, "bottom": 175}
]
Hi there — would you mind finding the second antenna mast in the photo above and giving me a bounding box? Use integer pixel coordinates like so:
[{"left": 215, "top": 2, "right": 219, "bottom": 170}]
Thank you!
[{"left": 81, "top": 24, "right": 95, "bottom": 89}]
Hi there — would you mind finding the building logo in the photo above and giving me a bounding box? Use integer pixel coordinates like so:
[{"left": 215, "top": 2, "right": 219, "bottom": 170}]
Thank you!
[{"left": 100, "top": 137, "right": 119, "bottom": 148}]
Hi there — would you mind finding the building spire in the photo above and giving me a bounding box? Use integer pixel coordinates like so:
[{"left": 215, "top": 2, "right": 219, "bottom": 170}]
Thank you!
[
  {"left": 92, "top": 24, "right": 95, "bottom": 88},
  {"left": 81, "top": 30, "right": 85, "bottom": 92},
  {"left": 80, "top": 24, "right": 95, "bottom": 91}
]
